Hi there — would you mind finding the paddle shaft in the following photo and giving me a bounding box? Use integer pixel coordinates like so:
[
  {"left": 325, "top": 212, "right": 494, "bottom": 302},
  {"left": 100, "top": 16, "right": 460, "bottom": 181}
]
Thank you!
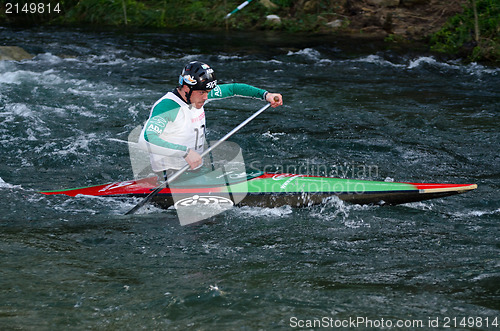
[{"left": 124, "top": 101, "right": 273, "bottom": 215}]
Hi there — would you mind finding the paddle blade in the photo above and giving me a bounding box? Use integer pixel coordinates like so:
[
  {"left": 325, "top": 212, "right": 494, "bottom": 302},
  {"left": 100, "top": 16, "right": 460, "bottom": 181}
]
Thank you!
[
  {"left": 128, "top": 125, "right": 154, "bottom": 179},
  {"left": 170, "top": 141, "right": 248, "bottom": 225}
]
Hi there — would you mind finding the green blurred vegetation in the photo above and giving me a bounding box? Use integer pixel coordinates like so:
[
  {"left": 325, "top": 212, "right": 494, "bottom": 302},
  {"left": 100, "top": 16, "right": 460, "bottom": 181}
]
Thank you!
[
  {"left": 430, "top": 0, "right": 499, "bottom": 63},
  {"left": 0, "top": 0, "right": 353, "bottom": 30},
  {"left": 60, "top": 0, "right": 228, "bottom": 28},
  {"left": 0, "top": 0, "right": 498, "bottom": 63}
]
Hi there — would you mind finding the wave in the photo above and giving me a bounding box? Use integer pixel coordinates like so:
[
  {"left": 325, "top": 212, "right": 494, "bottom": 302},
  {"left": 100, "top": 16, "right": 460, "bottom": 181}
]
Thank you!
[
  {"left": 51, "top": 194, "right": 166, "bottom": 215},
  {"left": 0, "top": 103, "right": 51, "bottom": 140},
  {"left": 0, "top": 58, "right": 149, "bottom": 133},
  {"left": 0, "top": 60, "right": 16, "bottom": 73},
  {"left": 401, "top": 201, "right": 434, "bottom": 210},
  {"left": 356, "top": 54, "right": 406, "bottom": 68},
  {"left": 0, "top": 177, "right": 21, "bottom": 189},
  {"left": 282, "top": 48, "right": 499, "bottom": 76},
  {"left": 452, "top": 208, "right": 500, "bottom": 218},
  {"left": 0, "top": 67, "right": 85, "bottom": 87},
  {"left": 286, "top": 48, "right": 333, "bottom": 65},
  {"left": 0, "top": 50, "right": 162, "bottom": 69},
  {"left": 353, "top": 54, "right": 500, "bottom": 76},
  {"left": 271, "top": 195, "right": 373, "bottom": 229},
  {"left": 287, "top": 48, "right": 322, "bottom": 60},
  {"left": 33, "top": 53, "right": 65, "bottom": 64},
  {"left": 262, "top": 131, "right": 286, "bottom": 141},
  {"left": 233, "top": 205, "right": 293, "bottom": 218},
  {"left": 35, "top": 50, "right": 163, "bottom": 66}
]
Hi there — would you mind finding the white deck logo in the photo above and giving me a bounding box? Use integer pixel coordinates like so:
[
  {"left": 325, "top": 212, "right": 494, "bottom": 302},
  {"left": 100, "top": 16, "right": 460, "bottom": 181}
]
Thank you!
[
  {"left": 272, "top": 174, "right": 302, "bottom": 189},
  {"left": 99, "top": 181, "right": 134, "bottom": 192},
  {"left": 174, "top": 195, "right": 234, "bottom": 208}
]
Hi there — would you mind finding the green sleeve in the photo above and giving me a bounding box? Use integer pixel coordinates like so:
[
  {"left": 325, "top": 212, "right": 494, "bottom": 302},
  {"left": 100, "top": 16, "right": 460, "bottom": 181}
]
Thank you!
[
  {"left": 208, "top": 83, "right": 267, "bottom": 100},
  {"left": 143, "top": 99, "right": 188, "bottom": 152}
]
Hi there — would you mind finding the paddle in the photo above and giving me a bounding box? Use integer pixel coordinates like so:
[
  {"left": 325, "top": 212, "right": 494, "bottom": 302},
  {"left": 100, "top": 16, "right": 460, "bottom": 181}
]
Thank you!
[{"left": 124, "top": 99, "right": 276, "bottom": 215}]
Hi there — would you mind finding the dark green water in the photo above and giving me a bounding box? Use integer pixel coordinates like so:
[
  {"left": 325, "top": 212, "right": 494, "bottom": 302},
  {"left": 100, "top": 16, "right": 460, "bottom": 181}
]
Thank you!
[{"left": 1, "top": 27, "right": 499, "bottom": 330}]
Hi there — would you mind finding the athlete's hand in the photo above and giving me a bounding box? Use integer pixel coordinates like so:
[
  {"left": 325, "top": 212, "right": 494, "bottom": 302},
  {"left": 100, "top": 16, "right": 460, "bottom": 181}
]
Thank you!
[
  {"left": 266, "top": 93, "right": 283, "bottom": 108},
  {"left": 184, "top": 149, "right": 202, "bottom": 170}
]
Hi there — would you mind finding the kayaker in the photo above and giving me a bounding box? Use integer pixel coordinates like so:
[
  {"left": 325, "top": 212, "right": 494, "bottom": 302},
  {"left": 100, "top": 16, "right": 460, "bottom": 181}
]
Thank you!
[{"left": 139, "top": 61, "right": 283, "bottom": 179}]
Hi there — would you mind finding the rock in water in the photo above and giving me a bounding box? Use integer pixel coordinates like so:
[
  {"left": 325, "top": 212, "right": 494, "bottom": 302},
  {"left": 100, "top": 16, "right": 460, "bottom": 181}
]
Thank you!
[{"left": 0, "top": 46, "right": 34, "bottom": 61}]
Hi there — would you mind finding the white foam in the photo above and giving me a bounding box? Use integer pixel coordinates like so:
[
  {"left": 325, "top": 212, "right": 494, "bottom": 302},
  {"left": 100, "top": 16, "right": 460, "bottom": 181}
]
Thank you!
[
  {"left": 463, "top": 61, "right": 500, "bottom": 76},
  {"left": 351, "top": 54, "right": 500, "bottom": 76},
  {"left": 0, "top": 70, "right": 24, "bottom": 85},
  {"left": 452, "top": 208, "right": 500, "bottom": 218},
  {"left": 235, "top": 205, "right": 293, "bottom": 218},
  {"left": 262, "top": 131, "right": 286, "bottom": 141},
  {"left": 408, "top": 56, "right": 440, "bottom": 69},
  {"left": 406, "top": 56, "right": 500, "bottom": 75},
  {"left": 52, "top": 133, "right": 96, "bottom": 156},
  {"left": 4, "top": 103, "right": 33, "bottom": 117},
  {"left": 216, "top": 55, "right": 242, "bottom": 61},
  {"left": 179, "top": 54, "right": 202, "bottom": 62},
  {"left": 309, "top": 196, "right": 375, "bottom": 226},
  {"left": 356, "top": 54, "right": 405, "bottom": 68},
  {"left": 33, "top": 53, "right": 63, "bottom": 64},
  {"left": 0, "top": 177, "right": 8, "bottom": 187},
  {"left": 0, "top": 60, "right": 16, "bottom": 73},
  {"left": 0, "top": 68, "right": 64, "bottom": 85},
  {"left": 52, "top": 194, "right": 165, "bottom": 215},
  {"left": 472, "top": 273, "right": 500, "bottom": 281},
  {"left": 0, "top": 103, "right": 51, "bottom": 139},
  {"left": 287, "top": 48, "right": 321, "bottom": 60},
  {"left": 84, "top": 53, "right": 127, "bottom": 66},
  {"left": 260, "top": 59, "right": 283, "bottom": 65},
  {"left": 0, "top": 177, "right": 21, "bottom": 189},
  {"left": 402, "top": 201, "right": 434, "bottom": 210}
]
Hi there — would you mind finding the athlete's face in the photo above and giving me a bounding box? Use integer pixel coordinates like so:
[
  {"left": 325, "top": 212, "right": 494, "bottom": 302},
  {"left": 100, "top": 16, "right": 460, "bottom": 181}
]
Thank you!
[{"left": 190, "top": 89, "right": 210, "bottom": 109}]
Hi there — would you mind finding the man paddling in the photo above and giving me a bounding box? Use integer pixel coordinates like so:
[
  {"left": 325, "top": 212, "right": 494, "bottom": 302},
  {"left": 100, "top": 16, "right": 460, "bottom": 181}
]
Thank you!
[{"left": 139, "top": 61, "right": 283, "bottom": 179}]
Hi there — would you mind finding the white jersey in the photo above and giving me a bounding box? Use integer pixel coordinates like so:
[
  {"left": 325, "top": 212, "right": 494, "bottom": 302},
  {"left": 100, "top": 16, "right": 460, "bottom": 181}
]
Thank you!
[{"left": 138, "top": 91, "right": 205, "bottom": 171}]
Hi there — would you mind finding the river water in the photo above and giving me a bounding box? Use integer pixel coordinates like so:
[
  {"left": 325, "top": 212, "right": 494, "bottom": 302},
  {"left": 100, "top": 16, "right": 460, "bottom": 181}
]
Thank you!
[{"left": 1, "top": 27, "right": 499, "bottom": 330}]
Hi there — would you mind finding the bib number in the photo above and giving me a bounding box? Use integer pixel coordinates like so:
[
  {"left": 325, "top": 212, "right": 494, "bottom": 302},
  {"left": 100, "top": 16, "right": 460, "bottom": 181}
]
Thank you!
[{"left": 194, "top": 125, "right": 205, "bottom": 150}]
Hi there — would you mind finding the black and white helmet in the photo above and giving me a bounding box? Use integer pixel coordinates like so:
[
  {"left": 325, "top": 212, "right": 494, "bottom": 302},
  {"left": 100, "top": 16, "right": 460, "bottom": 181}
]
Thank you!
[{"left": 178, "top": 61, "right": 217, "bottom": 91}]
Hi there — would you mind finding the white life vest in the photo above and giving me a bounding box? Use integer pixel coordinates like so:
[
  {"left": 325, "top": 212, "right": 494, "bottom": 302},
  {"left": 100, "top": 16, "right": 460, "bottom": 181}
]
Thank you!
[{"left": 138, "top": 92, "right": 206, "bottom": 172}]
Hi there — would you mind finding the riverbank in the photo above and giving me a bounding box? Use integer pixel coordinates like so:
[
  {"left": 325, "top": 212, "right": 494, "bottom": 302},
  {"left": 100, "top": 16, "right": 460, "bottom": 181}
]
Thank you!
[{"left": 0, "top": 0, "right": 498, "bottom": 64}]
